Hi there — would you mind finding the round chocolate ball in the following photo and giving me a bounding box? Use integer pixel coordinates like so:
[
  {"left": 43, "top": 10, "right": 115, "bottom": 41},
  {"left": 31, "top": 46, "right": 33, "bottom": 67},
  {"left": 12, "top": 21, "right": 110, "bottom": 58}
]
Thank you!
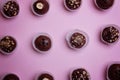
[
  {"left": 70, "top": 68, "right": 90, "bottom": 80},
  {"left": 33, "top": 33, "right": 52, "bottom": 53},
  {"left": 36, "top": 73, "right": 54, "bottom": 80},
  {"left": 0, "top": 36, "right": 17, "bottom": 55},
  {"left": 64, "top": 0, "right": 81, "bottom": 11},
  {"left": 32, "top": 0, "right": 49, "bottom": 16},
  {"left": 95, "top": 0, "right": 114, "bottom": 10},
  {"left": 2, "top": 73, "right": 19, "bottom": 80},
  {"left": 66, "top": 30, "right": 88, "bottom": 50},
  {"left": 107, "top": 64, "right": 120, "bottom": 80},
  {"left": 1, "top": 0, "right": 20, "bottom": 18},
  {"left": 101, "top": 25, "right": 120, "bottom": 44}
]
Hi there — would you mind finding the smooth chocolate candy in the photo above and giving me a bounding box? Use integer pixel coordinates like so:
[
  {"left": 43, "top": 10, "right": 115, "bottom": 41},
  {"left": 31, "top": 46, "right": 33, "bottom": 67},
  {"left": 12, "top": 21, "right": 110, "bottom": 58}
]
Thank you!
[
  {"left": 37, "top": 73, "right": 54, "bottom": 80},
  {"left": 107, "top": 64, "right": 120, "bottom": 80},
  {"left": 33, "top": 34, "right": 52, "bottom": 52},
  {"left": 95, "top": 0, "right": 114, "bottom": 10},
  {"left": 2, "top": 73, "right": 19, "bottom": 80}
]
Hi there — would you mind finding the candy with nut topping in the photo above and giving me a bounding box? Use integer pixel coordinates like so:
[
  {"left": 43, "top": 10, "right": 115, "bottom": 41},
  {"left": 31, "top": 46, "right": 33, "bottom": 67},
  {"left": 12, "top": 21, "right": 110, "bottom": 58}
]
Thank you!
[
  {"left": 64, "top": 0, "right": 81, "bottom": 11},
  {"left": 66, "top": 30, "right": 88, "bottom": 50},
  {"left": 101, "top": 25, "right": 120, "bottom": 44},
  {"left": 1, "top": 0, "right": 20, "bottom": 18},
  {"left": 70, "top": 68, "right": 90, "bottom": 80},
  {"left": 0, "top": 36, "right": 17, "bottom": 55}
]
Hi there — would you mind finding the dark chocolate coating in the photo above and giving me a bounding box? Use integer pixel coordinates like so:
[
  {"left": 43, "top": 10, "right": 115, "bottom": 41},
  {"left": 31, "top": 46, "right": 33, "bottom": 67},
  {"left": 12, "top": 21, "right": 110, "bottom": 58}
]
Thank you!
[
  {"left": 34, "top": 35, "right": 51, "bottom": 51},
  {"left": 3, "top": 74, "right": 19, "bottom": 80},
  {"left": 65, "top": 0, "right": 81, "bottom": 10},
  {"left": 33, "top": 0, "right": 49, "bottom": 15},
  {"left": 70, "top": 32, "right": 86, "bottom": 48},
  {"left": 2, "top": 1, "right": 19, "bottom": 17},
  {"left": 0, "top": 36, "right": 17, "bottom": 53},
  {"left": 102, "top": 26, "right": 119, "bottom": 44},
  {"left": 96, "top": 0, "right": 114, "bottom": 10},
  {"left": 37, "top": 73, "right": 54, "bottom": 80},
  {"left": 71, "top": 68, "right": 90, "bottom": 80},
  {"left": 108, "top": 64, "right": 120, "bottom": 80}
]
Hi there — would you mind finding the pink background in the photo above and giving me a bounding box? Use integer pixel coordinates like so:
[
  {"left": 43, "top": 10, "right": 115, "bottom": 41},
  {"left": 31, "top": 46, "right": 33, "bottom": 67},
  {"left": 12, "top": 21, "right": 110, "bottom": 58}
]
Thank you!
[{"left": 0, "top": 0, "right": 120, "bottom": 80}]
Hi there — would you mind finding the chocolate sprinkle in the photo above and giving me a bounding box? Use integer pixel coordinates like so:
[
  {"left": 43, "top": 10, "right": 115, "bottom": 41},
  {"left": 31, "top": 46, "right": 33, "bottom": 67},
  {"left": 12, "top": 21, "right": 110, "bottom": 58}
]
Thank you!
[
  {"left": 32, "top": 0, "right": 49, "bottom": 15},
  {"left": 0, "top": 36, "right": 17, "bottom": 54},
  {"left": 70, "top": 32, "right": 86, "bottom": 48},
  {"left": 37, "top": 73, "right": 54, "bottom": 80},
  {"left": 71, "top": 68, "right": 90, "bottom": 80},
  {"left": 34, "top": 35, "right": 51, "bottom": 52},
  {"left": 95, "top": 0, "right": 114, "bottom": 10},
  {"left": 65, "top": 0, "right": 81, "bottom": 10},
  {"left": 102, "top": 26, "right": 120, "bottom": 44},
  {"left": 3, "top": 73, "right": 19, "bottom": 80},
  {"left": 2, "top": 0, "right": 19, "bottom": 18},
  {"left": 108, "top": 64, "right": 120, "bottom": 80}
]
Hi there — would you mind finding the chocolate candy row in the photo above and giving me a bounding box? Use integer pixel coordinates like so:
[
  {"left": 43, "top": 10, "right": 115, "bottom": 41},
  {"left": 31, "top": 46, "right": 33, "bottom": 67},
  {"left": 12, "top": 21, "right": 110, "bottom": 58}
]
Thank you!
[
  {"left": 0, "top": 24, "right": 119, "bottom": 55},
  {"left": 1, "top": 62, "right": 120, "bottom": 80},
  {"left": 0, "top": 0, "right": 114, "bottom": 18}
]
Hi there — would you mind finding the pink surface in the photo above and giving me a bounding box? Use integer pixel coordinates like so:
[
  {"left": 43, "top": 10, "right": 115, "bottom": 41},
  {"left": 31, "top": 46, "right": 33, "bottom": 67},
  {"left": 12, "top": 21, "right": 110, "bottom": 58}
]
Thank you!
[{"left": 0, "top": 0, "right": 120, "bottom": 80}]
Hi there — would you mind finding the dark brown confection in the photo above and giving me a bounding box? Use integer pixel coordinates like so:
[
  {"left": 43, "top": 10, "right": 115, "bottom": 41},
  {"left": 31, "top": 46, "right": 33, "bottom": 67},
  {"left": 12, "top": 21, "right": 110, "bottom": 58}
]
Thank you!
[
  {"left": 108, "top": 64, "right": 120, "bottom": 80},
  {"left": 71, "top": 68, "right": 90, "bottom": 80},
  {"left": 102, "top": 26, "right": 120, "bottom": 44},
  {"left": 37, "top": 73, "right": 54, "bottom": 80},
  {"left": 32, "top": 0, "right": 49, "bottom": 15},
  {"left": 65, "top": 0, "right": 81, "bottom": 10},
  {"left": 0, "top": 36, "right": 17, "bottom": 54},
  {"left": 34, "top": 35, "right": 51, "bottom": 51},
  {"left": 70, "top": 32, "right": 86, "bottom": 48},
  {"left": 2, "top": 0, "right": 19, "bottom": 18},
  {"left": 3, "top": 74, "right": 19, "bottom": 80},
  {"left": 95, "top": 0, "right": 114, "bottom": 10}
]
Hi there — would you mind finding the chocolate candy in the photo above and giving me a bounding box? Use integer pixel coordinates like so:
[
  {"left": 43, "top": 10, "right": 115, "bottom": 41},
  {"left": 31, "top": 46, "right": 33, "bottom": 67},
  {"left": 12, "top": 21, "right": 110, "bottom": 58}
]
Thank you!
[
  {"left": 36, "top": 73, "right": 54, "bottom": 80},
  {"left": 107, "top": 63, "right": 120, "bottom": 80},
  {"left": 70, "top": 68, "right": 90, "bottom": 80},
  {"left": 95, "top": 0, "right": 114, "bottom": 10},
  {"left": 64, "top": 0, "right": 81, "bottom": 11},
  {"left": 2, "top": 73, "right": 19, "bottom": 80},
  {"left": 32, "top": 0, "right": 49, "bottom": 16},
  {"left": 66, "top": 30, "right": 88, "bottom": 50},
  {"left": 1, "top": 0, "right": 20, "bottom": 18},
  {"left": 33, "top": 33, "right": 52, "bottom": 53},
  {"left": 0, "top": 36, "right": 17, "bottom": 55},
  {"left": 101, "top": 25, "right": 120, "bottom": 44}
]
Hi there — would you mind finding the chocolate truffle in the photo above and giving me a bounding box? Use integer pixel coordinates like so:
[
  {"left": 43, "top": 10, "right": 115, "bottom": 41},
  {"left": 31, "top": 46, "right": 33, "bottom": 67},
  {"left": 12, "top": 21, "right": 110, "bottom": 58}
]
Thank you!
[
  {"left": 36, "top": 73, "right": 54, "bottom": 80},
  {"left": 95, "top": 0, "right": 114, "bottom": 10},
  {"left": 107, "top": 64, "right": 120, "bottom": 80},
  {"left": 0, "top": 36, "right": 17, "bottom": 55},
  {"left": 66, "top": 30, "right": 88, "bottom": 50},
  {"left": 64, "top": 0, "right": 81, "bottom": 11},
  {"left": 1, "top": 0, "right": 20, "bottom": 18},
  {"left": 2, "top": 73, "right": 19, "bottom": 80},
  {"left": 101, "top": 25, "right": 120, "bottom": 44},
  {"left": 33, "top": 33, "right": 52, "bottom": 53},
  {"left": 32, "top": 0, "right": 49, "bottom": 16},
  {"left": 70, "top": 68, "right": 90, "bottom": 80}
]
